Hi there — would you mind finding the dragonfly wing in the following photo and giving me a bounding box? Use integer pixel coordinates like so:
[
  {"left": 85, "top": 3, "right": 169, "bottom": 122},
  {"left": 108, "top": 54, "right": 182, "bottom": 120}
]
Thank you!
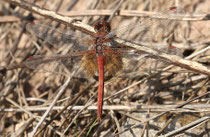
[
  {"left": 107, "top": 6, "right": 185, "bottom": 54},
  {"left": 103, "top": 46, "right": 178, "bottom": 79},
  {"left": 24, "top": 53, "right": 95, "bottom": 79},
  {"left": 26, "top": 22, "right": 94, "bottom": 51}
]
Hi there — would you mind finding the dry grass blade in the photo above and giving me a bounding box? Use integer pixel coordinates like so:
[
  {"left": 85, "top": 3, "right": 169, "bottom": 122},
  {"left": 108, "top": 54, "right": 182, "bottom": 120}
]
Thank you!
[
  {"left": 61, "top": 10, "right": 210, "bottom": 21},
  {"left": 31, "top": 77, "right": 71, "bottom": 136},
  {"left": 0, "top": 16, "right": 20, "bottom": 23},
  {"left": 1, "top": 0, "right": 210, "bottom": 136},
  {"left": 3, "top": 0, "right": 95, "bottom": 35},
  {"left": 35, "top": 82, "right": 95, "bottom": 135},
  {"left": 116, "top": 38, "right": 210, "bottom": 75},
  {"left": 107, "top": 0, "right": 125, "bottom": 22},
  {"left": 1, "top": 104, "right": 210, "bottom": 113},
  {"left": 164, "top": 116, "right": 210, "bottom": 137},
  {"left": 11, "top": 118, "right": 35, "bottom": 137},
  {"left": 112, "top": 91, "right": 210, "bottom": 137}
]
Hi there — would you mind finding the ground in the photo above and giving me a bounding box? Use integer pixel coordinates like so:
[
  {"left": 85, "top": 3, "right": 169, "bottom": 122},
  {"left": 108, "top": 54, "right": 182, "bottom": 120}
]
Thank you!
[{"left": 0, "top": 0, "right": 209, "bottom": 136}]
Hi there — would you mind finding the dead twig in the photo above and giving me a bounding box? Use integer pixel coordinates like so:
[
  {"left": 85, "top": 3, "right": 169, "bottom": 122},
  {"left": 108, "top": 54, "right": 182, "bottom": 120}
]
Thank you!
[
  {"left": 0, "top": 16, "right": 20, "bottom": 23},
  {"left": 31, "top": 77, "right": 71, "bottom": 137},
  {"left": 1, "top": 104, "right": 210, "bottom": 112},
  {"left": 3, "top": 0, "right": 95, "bottom": 35},
  {"left": 2, "top": 11, "right": 209, "bottom": 23},
  {"left": 164, "top": 116, "right": 210, "bottom": 137},
  {"left": 111, "top": 91, "right": 210, "bottom": 137},
  {"left": 62, "top": 10, "right": 210, "bottom": 21},
  {"left": 107, "top": 0, "right": 125, "bottom": 22}
]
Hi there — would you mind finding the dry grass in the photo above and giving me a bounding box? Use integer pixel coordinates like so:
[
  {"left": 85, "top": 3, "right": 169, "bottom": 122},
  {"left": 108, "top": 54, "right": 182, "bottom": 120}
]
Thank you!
[{"left": 0, "top": 0, "right": 210, "bottom": 136}]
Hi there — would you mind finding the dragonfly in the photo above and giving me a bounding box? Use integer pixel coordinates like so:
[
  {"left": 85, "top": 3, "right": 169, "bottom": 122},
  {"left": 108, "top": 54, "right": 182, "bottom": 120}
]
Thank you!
[{"left": 8, "top": 6, "right": 185, "bottom": 121}]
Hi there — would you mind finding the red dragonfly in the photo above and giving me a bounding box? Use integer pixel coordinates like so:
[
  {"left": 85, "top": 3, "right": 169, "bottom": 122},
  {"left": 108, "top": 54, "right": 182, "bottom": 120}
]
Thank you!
[{"left": 18, "top": 6, "right": 184, "bottom": 121}]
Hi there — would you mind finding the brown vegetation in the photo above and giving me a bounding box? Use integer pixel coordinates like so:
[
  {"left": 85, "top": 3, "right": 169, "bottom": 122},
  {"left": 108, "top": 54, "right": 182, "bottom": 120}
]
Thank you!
[{"left": 0, "top": 0, "right": 209, "bottom": 136}]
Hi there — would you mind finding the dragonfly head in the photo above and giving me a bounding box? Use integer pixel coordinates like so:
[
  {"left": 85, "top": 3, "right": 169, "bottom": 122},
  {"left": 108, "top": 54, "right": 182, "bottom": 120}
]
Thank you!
[{"left": 94, "top": 20, "right": 111, "bottom": 34}]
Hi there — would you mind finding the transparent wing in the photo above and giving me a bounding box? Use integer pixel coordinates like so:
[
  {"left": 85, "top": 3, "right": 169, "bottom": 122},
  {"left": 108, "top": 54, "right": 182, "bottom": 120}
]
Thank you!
[
  {"left": 102, "top": 41, "right": 182, "bottom": 79},
  {"left": 26, "top": 22, "right": 94, "bottom": 51},
  {"left": 106, "top": 6, "right": 185, "bottom": 52},
  {"left": 24, "top": 51, "right": 98, "bottom": 79},
  {"left": 26, "top": 22, "right": 98, "bottom": 79},
  {"left": 101, "top": 6, "right": 186, "bottom": 78},
  {"left": 23, "top": 45, "right": 178, "bottom": 80}
]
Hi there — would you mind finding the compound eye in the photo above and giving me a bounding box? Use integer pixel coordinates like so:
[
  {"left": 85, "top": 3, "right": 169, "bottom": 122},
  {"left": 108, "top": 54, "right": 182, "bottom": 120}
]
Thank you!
[
  {"left": 94, "top": 20, "right": 111, "bottom": 33},
  {"left": 94, "top": 21, "right": 102, "bottom": 32}
]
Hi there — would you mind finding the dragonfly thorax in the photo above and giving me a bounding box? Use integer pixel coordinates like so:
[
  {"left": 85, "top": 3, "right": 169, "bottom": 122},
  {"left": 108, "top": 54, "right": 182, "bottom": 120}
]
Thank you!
[{"left": 94, "top": 37, "right": 106, "bottom": 55}]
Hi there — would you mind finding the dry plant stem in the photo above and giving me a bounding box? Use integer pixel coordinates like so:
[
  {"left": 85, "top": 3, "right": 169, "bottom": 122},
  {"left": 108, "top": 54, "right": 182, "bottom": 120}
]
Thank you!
[
  {"left": 4, "top": 0, "right": 95, "bottom": 35},
  {"left": 104, "top": 77, "right": 148, "bottom": 102},
  {"left": 5, "top": 97, "right": 63, "bottom": 136},
  {"left": 107, "top": 0, "right": 125, "bottom": 22},
  {"left": 161, "top": 46, "right": 210, "bottom": 77},
  {"left": 62, "top": 99, "right": 95, "bottom": 136},
  {"left": 11, "top": 117, "right": 35, "bottom": 137},
  {"left": 109, "top": 110, "right": 121, "bottom": 133},
  {"left": 0, "top": 16, "right": 20, "bottom": 22},
  {"left": 35, "top": 82, "right": 95, "bottom": 136},
  {"left": 2, "top": 104, "right": 210, "bottom": 112},
  {"left": 154, "top": 114, "right": 176, "bottom": 137},
  {"left": 141, "top": 118, "right": 147, "bottom": 137},
  {"left": 111, "top": 91, "right": 210, "bottom": 137},
  {"left": 1, "top": 11, "right": 208, "bottom": 22},
  {"left": 61, "top": 10, "right": 210, "bottom": 21},
  {"left": 118, "top": 112, "right": 143, "bottom": 122},
  {"left": 3, "top": 0, "right": 210, "bottom": 76},
  {"left": 116, "top": 38, "right": 210, "bottom": 76},
  {"left": 5, "top": 97, "right": 34, "bottom": 118},
  {"left": 164, "top": 116, "right": 210, "bottom": 137},
  {"left": 62, "top": 92, "right": 98, "bottom": 136},
  {"left": 31, "top": 77, "right": 71, "bottom": 137},
  {"left": 77, "top": 118, "right": 96, "bottom": 137},
  {"left": 5, "top": 25, "right": 26, "bottom": 66},
  {"left": 185, "top": 46, "right": 210, "bottom": 60}
]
